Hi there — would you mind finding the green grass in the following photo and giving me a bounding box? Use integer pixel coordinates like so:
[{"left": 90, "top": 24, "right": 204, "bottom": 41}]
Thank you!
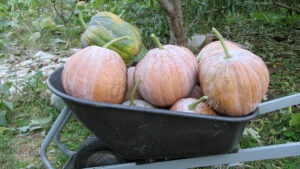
[{"left": 1, "top": 99, "right": 91, "bottom": 168}]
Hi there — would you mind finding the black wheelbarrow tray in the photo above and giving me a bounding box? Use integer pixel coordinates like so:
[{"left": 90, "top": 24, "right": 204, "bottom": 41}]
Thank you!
[{"left": 41, "top": 68, "right": 300, "bottom": 169}]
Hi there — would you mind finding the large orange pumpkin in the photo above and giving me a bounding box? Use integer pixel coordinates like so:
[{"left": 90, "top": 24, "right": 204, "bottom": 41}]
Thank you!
[
  {"left": 198, "top": 28, "right": 269, "bottom": 116},
  {"left": 61, "top": 45, "right": 126, "bottom": 103},
  {"left": 134, "top": 35, "right": 198, "bottom": 107}
]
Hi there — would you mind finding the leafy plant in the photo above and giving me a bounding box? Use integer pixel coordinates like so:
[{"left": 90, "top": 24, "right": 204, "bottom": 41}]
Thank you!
[
  {"left": 0, "top": 82, "right": 13, "bottom": 127},
  {"left": 21, "top": 71, "right": 47, "bottom": 104},
  {"left": 49, "top": 0, "right": 78, "bottom": 25},
  {"left": 290, "top": 113, "right": 300, "bottom": 126},
  {"left": 289, "top": 106, "right": 300, "bottom": 126},
  {"left": 18, "top": 111, "right": 53, "bottom": 133}
]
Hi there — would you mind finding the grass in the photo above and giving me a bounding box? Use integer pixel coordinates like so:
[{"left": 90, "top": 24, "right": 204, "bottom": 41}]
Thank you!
[{"left": 0, "top": 1, "right": 299, "bottom": 168}]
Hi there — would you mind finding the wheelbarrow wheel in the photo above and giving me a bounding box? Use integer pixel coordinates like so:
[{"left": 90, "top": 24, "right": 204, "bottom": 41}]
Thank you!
[{"left": 74, "top": 135, "right": 121, "bottom": 169}]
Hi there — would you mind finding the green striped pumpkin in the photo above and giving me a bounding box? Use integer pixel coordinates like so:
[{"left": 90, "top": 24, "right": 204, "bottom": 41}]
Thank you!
[{"left": 81, "top": 11, "right": 142, "bottom": 66}]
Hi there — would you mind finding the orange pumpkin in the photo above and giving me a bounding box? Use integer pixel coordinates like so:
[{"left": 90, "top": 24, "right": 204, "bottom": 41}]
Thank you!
[
  {"left": 122, "top": 79, "right": 154, "bottom": 108},
  {"left": 196, "top": 40, "right": 240, "bottom": 61},
  {"left": 188, "top": 85, "right": 204, "bottom": 99},
  {"left": 122, "top": 99, "right": 155, "bottom": 108},
  {"left": 124, "top": 66, "right": 141, "bottom": 101},
  {"left": 170, "top": 97, "right": 216, "bottom": 116},
  {"left": 134, "top": 34, "right": 198, "bottom": 107},
  {"left": 198, "top": 28, "right": 269, "bottom": 116},
  {"left": 61, "top": 45, "right": 126, "bottom": 103}
]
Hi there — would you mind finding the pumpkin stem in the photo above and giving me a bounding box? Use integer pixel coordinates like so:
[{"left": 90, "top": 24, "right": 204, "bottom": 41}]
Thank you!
[
  {"left": 103, "top": 36, "right": 129, "bottom": 48},
  {"left": 130, "top": 79, "right": 141, "bottom": 106},
  {"left": 151, "top": 34, "right": 163, "bottom": 50},
  {"left": 188, "top": 96, "right": 208, "bottom": 110},
  {"left": 79, "top": 12, "right": 88, "bottom": 30},
  {"left": 212, "top": 27, "right": 231, "bottom": 59}
]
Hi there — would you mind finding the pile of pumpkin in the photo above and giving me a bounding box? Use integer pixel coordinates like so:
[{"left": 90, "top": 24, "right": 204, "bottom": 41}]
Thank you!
[{"left": 61, "top": 11, "right": 269, "bottom": 117}]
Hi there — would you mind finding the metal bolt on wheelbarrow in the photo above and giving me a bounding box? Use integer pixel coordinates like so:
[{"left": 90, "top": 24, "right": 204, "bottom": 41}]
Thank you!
[{"left": 41, "top": 68, "right": 300, "bottom": 169}]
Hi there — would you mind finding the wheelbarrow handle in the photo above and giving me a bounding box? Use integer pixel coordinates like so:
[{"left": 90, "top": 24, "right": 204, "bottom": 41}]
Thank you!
[{"left": 257, "top": 93, "right": 300, "bottom": 115}]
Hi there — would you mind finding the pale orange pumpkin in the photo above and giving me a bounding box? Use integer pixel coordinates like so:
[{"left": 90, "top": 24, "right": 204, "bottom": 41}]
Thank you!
[
  {"left": 61, "top": 45, "right": 127, "bottom": 103},
  {"left": 196, "top": 40, "right": 240, "bottom": 61},
  {"left": 122, "top": 79, "right": 155, "bottom": 108},
  {"left": 122, "top": 99, "right": 155, "bottom": 108},
  {"left": 124, "top": 66, "right": 141, "bottom": 101},
  {"left": 170, "top": 96, "right": 216, "bottom": 116},
  {"left": 198, "top": 28, "right": 269, "bottom": 116},
  {"left": 134, "top": 34, "right": 198, "bottom": 107},
  {"left": 188, "top": 85, "right": 204, "bottom": 99}
]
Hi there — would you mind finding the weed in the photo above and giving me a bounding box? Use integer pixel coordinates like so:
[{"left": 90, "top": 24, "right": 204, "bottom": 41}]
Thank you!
[{"left": 0, "top": 82, "right": 13, "bottom": 128}]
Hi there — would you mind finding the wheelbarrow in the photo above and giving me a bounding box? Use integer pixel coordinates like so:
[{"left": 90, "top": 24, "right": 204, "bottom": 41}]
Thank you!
[{"left": 41, "top": 68, "right": 300, "bottom": 169}]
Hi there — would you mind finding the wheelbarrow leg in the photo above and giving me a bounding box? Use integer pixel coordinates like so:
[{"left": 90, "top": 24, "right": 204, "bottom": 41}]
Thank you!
[
  {"left": 40, "top": 107, "right": 73, "bottom": 169},
  {"left": 53, "top": 116, "right": 75, "bottom": 156}
]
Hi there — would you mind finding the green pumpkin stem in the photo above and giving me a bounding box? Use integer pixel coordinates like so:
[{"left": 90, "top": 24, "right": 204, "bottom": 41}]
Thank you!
[
  {"left": 130, "top": 79, "right": 141, "bottom": 106},
  {"left": 79, "top": 12, "right": 88, "bottom": 30},
  {"left": 151, "top": 34, "right": 163, "bottom": 50},
  {"left": 188, "top": 96, "right": 208, "bottom": 110},
  {"left": 212, "top": 27, "right": 231, "bottom": 59},
  {"left": 103, "top": 36, "right": 129, "bottom": 48}
]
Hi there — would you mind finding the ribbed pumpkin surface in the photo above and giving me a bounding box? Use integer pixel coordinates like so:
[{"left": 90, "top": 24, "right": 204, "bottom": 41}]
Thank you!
[
  {"left": 198, "top": 49, "right": 269, "bottom": 116},
  {"left": 134, "top": 45, "right": 198, "bottom": 107},
  {"left": 62, "top": 46, "right": 126, "bottom": 103},
  {"left": 188, "top": 85, "right": 203, "bottom": 99},
  {"left": 196, "top": 40, "right": 240, "bottom": 61},
  {"left": 81, "top": 11, "right": 142, "bottom": 66}
]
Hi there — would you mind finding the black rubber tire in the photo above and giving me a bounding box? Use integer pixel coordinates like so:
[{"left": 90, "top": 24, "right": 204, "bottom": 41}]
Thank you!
[{"left": 74, "top": 135, "right": 121, "bottom": 169}]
